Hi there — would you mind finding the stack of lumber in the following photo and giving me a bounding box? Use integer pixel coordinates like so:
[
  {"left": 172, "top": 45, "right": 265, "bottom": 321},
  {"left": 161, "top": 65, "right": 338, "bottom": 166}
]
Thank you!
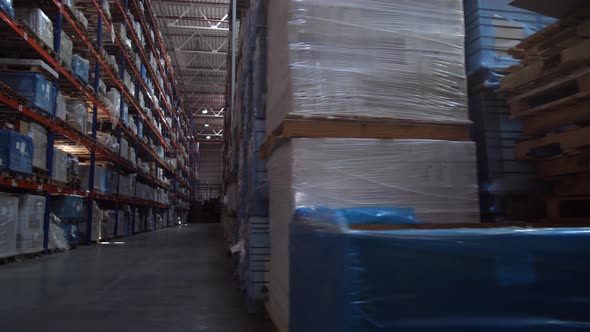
[{"left": 500, "top": 8, "right": 590, "bottom": 221}]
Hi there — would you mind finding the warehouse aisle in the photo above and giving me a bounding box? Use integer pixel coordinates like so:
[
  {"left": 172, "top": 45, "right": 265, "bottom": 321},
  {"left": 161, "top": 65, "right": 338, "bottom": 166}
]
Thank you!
[{"left": 0, "top": 224, "right": 272, "bottom": 332}]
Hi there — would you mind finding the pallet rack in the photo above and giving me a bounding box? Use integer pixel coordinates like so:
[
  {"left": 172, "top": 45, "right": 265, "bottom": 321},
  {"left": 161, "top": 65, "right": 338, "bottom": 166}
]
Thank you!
[{"left": 0, "top": 0, "right": 196, "bottom": 252}]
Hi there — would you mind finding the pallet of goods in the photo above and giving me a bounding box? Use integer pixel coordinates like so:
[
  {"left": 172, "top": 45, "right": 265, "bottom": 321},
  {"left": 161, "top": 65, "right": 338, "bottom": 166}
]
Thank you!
[
  {"left": 499, "top": 6, "right": 590, "bottom": 221},
  {"left": 263, "top": 0, "right": 483, "bottom": 330}
]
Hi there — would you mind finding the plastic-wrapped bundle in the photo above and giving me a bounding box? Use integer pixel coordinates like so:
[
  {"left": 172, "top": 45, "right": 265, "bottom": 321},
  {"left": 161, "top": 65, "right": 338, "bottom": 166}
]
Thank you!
[
  {"left": 48, "top": 214, "right": 69, "bottom": 251},
  {"left": 52, "top": 148, "right": 68, "bottom": 183},
  {"left": 67, "top": 153, "right": 79, "bottom": 182},
  {"left": 267, "top": 138, "right": 479, "bottom": 327},
  {"left": 106, "top": 54, "right": 118, "bottom": 74},
  {"left": 97, "top": 78, "right": 107, "bottom": 97},
  {"left": 267, "top": 0, "right": 469, "bottom": 134},
  {"left": 0, "top": 194, "right": 18, "bottom": 258},
  {"left": 120, "top": 137, "right": 128, "bottom": 159},
  {"left": 101, "top": 210, "right": 116, "bottom": 239},
  {"left": 72, "top": 55, "right": 90, "bottom": 84},
  {"left": 65, "top": 99, "right": 88, "bottom": 134},
  {"left": 27, "top": 122, "right": 47, "bottom": 170},
  {"left": 129, "top": 147, "right": 136, "bottom": 165},
  {"left": 60, "top": 32, "right": 73, "bottom": 70},
  {"left": 106, "top": 88, "right": 121, "bottom": 122},
  {"left": 56, "top": 92, "right": 66, "bottom": 120},
  {"left": 63, "top": 0, "right": 74, "bottom": 9},
  {"left": 96, "top": 131, "right": 119, "bottom": 152},
  {"left": 72, "top": 8, "right": 88, "bottom": 30},
  {"left": 17, "top": 194, "right": 44, "bottom": 254},
  {"left": 14, "top": 8, "right": 53, "bottom": 50},
  {"left": 290, "top": 207, "right": 590, "bottom": 332}
]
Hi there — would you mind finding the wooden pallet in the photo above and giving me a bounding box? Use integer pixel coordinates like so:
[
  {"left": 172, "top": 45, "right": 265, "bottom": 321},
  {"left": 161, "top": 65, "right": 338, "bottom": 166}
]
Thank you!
[
  {"left": 507, "top": 67, "right": 590, "bottom": 119},
  {"left": 536, "top": 153, "right": 590, "bottom": 178},
  {"left": 502, "top": 15, "right": 590, "bottom": 91},
  {"left": 259, "top": 116, "right": 471, "bottom": 159},
  {"left": 516, "top": 126, "right": 590, "bottom": 160}
]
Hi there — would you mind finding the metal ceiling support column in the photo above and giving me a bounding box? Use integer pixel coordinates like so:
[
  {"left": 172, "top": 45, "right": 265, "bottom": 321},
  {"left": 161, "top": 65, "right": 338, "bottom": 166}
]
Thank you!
[
  {"left": 231, "top": 0, "right": 236, "bottom": 126},
  {"left": 85, "top": 11, "right": 103, "bottom": 244},
  {"left": 44, "top": 4, "right": 63, "bottom": 252}
]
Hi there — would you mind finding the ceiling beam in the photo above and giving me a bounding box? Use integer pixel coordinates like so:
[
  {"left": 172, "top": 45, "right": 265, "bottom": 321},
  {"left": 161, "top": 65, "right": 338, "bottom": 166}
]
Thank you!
[
  {"left": 172, "top": 49, "right": 228, "bottom": 55},
  {"left": 157, "top": 0, "right": 229, "bottom": 7},
  {"left": 157, "top": 15, "right": 229, "bottom": 23},
  {"left": 167, "top": 24, "right": 229, "bottom": 31}
]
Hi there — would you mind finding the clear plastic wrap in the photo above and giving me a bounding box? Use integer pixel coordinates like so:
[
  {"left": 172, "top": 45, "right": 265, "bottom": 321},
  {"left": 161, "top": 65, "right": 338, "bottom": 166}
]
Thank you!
[
  {"left": 0, "top": 194, "right": 18, "bottom": 258},
  {"left": 267, "top": 138, "right": 480, "bottom": 327},
  {"left": 120, "top": 137, "right": 128, "bottom": 160},
  {"left": 48, "top": 215, "right": 69, "bottom": 251},
  {"left": 67, "top": 153, "right": 79, "bottom": 182},
  {"left": 14, "top": 8, "right": 54, "bottom": 50},
  {"left": 60, "top": 32, "right": 73, "bottom": 70},
  {"left": 96, "top": 131, "right": 119, "bottom": 152},
  {"left": 65, "top": 99, "right": 88, "bottom": 134},
  {"left": 290, "top": 207, "right": 590, "bottom": 331},
  {"left": 17, "top": 194, "right": 44, "bottom": 254},
  {"left": 52, "top": 148, "right": 68, "bottom": 183},
  {"left": 27, "top": 122, "right": 47, "bottom": 170},
  {"left": 56, "top": 92, "right": 66, "bottom": 120},
  {"left": 267, "top": 0, "right": 469, "bottom": 134},
  {"left": 72, "top": 8, "right": 88, "bottom": 30},
  {"left": 106, "top": 88, "right": 121, "bottom": 122}
]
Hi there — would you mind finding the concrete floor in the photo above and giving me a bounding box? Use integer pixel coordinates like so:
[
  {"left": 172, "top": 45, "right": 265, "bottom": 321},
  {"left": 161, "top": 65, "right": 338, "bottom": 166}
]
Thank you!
[{"left": 0, "top": 224, "right": 272, "bottom": 332}]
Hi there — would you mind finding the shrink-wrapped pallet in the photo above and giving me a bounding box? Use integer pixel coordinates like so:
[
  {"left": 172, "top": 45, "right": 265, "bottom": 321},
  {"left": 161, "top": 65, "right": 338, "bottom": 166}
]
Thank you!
[
  {"left": 17, "top": 194, "right": 44, "bottom": 254},
  {"left": 267, "top": 138, "right": 479, "bottom": 329},
  {"left": 0, "top": 194, "right": 18, "bottom": 258},
  {"left": 267, "top": 0, "right": 469, "bottom": 134}
]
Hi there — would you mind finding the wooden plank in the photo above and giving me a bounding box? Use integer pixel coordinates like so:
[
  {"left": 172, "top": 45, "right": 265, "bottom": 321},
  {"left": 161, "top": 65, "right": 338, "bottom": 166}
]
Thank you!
[
  {"left": 522, "top": 101, "right": 590, "bottom": 135},
  {"left": 536, "top": 154, "right": 590, "bottom": 177},
  {"left": 259, "top": 117, "right": 471, "bottom": 159},
  {"left": 516, "top": 126, "right": 590, "bottom": 160}
]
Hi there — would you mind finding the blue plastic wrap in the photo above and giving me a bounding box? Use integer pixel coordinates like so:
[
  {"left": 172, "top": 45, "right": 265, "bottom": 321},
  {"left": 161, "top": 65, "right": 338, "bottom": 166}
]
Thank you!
[
  {"left": 290, "top": 207, "right": 590, "bottom": 332},
  {"left": 0, "top": 71, "right": 56, "bottom": 116},
  {"left": 0, "top": 130, "right": 33, "bottom": 175},
  {"left": 72, "top": 54, "right": 89, "bottom": 85},
  {"left": 465, "top": 0, "right": 555, "bottom": 75}
]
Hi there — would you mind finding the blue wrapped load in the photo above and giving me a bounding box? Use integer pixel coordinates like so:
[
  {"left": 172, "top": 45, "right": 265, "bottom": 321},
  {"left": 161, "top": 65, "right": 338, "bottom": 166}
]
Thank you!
[
  {"left": 465, "top": 0, "right": 555, "bottom": 75},
  {"left": 0, "top": 71, "right": 56, "bottom": 116},
  {"left": 50, "top": 195, "right": 84, "bottom": 220},
  {"left": 0, "top": 0, "right": 14, "bottom": 18},
  {"left": 0, "top": 130, "right": 33, "bottom": 175},
  {"left": 72, "top": 55, "right": 90, "bottom": 85},
  {"left": 290, "top": 207, "right": 590, "bottom": 332}
]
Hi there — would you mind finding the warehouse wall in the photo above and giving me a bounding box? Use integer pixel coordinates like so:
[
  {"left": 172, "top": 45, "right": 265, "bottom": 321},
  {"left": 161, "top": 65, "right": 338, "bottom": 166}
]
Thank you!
[{"left": 199, "top": 150, "right": 222, "bottom": 184}]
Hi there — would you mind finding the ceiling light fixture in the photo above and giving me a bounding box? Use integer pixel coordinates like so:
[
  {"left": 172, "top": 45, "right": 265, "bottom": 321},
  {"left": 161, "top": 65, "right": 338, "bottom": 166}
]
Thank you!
[
  {"left": 202, "top": 109, "right": 208, "bottom": 114},
  {"left": 204, "top": 124, "right": 210, "bottom": 127},
  {"left": 206, "top": 136, "right": 211, "bottom": 139}
]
